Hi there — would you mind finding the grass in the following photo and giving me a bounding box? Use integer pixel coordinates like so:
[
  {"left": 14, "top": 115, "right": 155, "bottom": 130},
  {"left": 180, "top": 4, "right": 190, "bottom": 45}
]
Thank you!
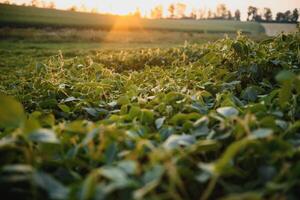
[
  {"left": 261, "top": 23, "right": 298, "bottom": 36},
  {"left": 0, "top": 3, "right": 265, "bottom": 35}
]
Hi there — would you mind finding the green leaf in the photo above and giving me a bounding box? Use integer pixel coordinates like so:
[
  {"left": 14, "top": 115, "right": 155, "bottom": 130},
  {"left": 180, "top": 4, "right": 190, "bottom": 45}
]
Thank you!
[
  {"left": 117, "top": 160, "right": 137, "bottom": 175},
  {"left": 117, "top": 96, "right": 130, "bottom": 105},
  {"left": 28, "top": 129, "right": 60, "bottom": 144},
  {"left": 105, "top": 142, "right": 118, "bottom": 165},
  {"left": 33, "top": 171, "right": 69, "bottom": 200},
  {"left": 35, "top": 63, "right": 47, "bottom": 73},
  {"left": 250, "top": 128, "right": 273, "bottom": 139},
  {"left": 100, "top": 167, "right": 127, "bottom": 183},
  {"left": 276, "top": 70, "right": 295, "bottom": 83},
  {"left": 0, "top": 95, "right": 25, "bottom": 129},
  {"left": 163, "top": 135, "right": 196, "bottom": 150},
  {"left": 140, "top": 109, "right": 154, "bottom": 124},
  {"left": 58, "top": 104, "right": 71, "bottom": 113},
  {"left": 80, "top": 171, "right": 98, "bottom": 200},
  {"left": 155, "top": 117, "right": 166, "bottom": 130},
  {"left": 278, "top": 83, "right": 292, "bottom": 108},
  {"left": 216, "top": 107, "right": 239, "bottom": 118}
]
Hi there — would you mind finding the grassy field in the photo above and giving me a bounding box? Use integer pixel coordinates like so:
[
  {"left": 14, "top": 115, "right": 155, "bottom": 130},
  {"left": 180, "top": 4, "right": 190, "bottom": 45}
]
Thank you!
[
  {"left": 261, "top": 23, "right": 299, "bottom": 36},
  {"left": 0, "top": 3, "right": 265, "bottom": 35}
]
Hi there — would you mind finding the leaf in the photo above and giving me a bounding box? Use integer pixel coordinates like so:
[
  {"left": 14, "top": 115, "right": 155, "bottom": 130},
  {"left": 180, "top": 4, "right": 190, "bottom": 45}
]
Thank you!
[
  {"left": 39, "top": 98, "right": 58, "bottom": 109},
  {"left": 81, "top": 128, "right": 100, "bottom": 146},
  {"left": 155, "top": 117, "right": 166, "bottom": 130},
  {"left": 105, "top": 142, "right": 118, "bottom": 165},
  {"left": 278, "top": 83, "right": 292, "bottom": 108},
  {"left": 0, "top": 95, "right": 25, "bottom": 129},
  {"left": 1, "top": 164, "right": 33, "bottom": 174},
  {"left": 217, "top": 107, "right": 239, "bottom": 118},
  {"left": 128, "top": 106, "right": 141, "bottom": 120},
  {"left": 275, "top": 70, "right": 295, "bottom": 83},
  {"left": 80, "top": 171, "right": 98, "bottom": 200},
  {"left": 250, "top": 128, "right": 273, "bottom": 139},
  {"left": 214, "top": 139, "right": 250, "bottom": 175},
  {"left": 117, "top": 96, "right": 130, "bottom": 105},
  {"left": 108, "top": 101, "right": 117, "bottom": 107},
  {"left": 83, "top": 107, "right": 108, "bottom": 118},
  {"left": 33, "top": 171, "right": 69, "bottom": 200},
  {"left": 134, "top": 165, "right": 165, "bottom": 199},
  {"left": 241, "top": 87, "right": 259, "bottom": 102},
  {"left": 163, "top": 135, "right": 196, "bottom": 150},
  {"left": 117, "top": 160, "right": 137, "bottom": 175},
  {"left": 61, "top": 97, "right": 79, "bottom": 103},
  {"left": 28, "top": 129, "right": 60, "bottom": 144},
  {"left": 35, "top": 63, "right": 47, "bottom": 73},
  {"left": 140, "top": 109, "right": 154, "bottom": 124},
  {"left": 58, "top": 104, "right": 71, "bottom": 113}
]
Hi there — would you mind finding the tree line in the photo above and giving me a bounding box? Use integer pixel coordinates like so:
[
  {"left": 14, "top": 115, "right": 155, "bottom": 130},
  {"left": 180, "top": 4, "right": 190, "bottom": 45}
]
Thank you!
[
  {"left": 150, "top": 3, "right": 299, "bottom": 23},
  {"left": 1, "top": 0, "right": 299, "bottom": 23},
  {"left": 247, "top": 6, "right": 299, "bottom": 23}
]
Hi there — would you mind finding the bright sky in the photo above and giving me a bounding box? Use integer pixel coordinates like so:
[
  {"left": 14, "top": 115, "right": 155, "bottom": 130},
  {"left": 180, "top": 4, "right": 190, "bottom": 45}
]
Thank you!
[{"left": 8, "top": 0, "right": 300, "bottom": 20}]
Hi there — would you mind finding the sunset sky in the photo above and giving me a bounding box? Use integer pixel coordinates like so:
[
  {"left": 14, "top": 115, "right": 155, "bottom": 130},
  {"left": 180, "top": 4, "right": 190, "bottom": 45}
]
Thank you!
[{"left": 7, "top": 0, "right": 300, "bottom": 20}]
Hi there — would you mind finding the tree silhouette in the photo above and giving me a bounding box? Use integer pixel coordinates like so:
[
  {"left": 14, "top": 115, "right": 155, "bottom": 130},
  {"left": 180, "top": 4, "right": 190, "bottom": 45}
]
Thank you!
[
  {"left": 247, "top": 6, "right": 263, "bottom": 21},
  {"left": 151, "top": 5, "right": 163, "bottom": 19},
  {"left": 189, "top": 9, "right": 197, "bottom": 19},
  {"left": 48, "top": 1, "right": 55, "bottom": 9},
  {"left": 216, "top": 4, "right": 227, "bottom": 19},
  {"left": 68, "top": 5, "right": 77, "bottom": 12},
  {"left": 234, "top": 9, "right": 241, "bottom": 21},
  {"left": 227, "top": 10, "right": 232, "bottom": 20},
  {"left": 292, "top": 9, "right": 299, "bottom": 22},
  {"left": 207, "top": 9, "right": 213, "bottom": 19},
  {"left": 263, "top": 8, "right": 272, "bottom": 21},
  {"left": 168, "top": 4, "right": 175, "bottom": 18},
  {"left": 133, "top": 8, "right": 141, "bottom": 18},
  {"left": 175, "top": 3, "right": 187, "bottom": 18}
]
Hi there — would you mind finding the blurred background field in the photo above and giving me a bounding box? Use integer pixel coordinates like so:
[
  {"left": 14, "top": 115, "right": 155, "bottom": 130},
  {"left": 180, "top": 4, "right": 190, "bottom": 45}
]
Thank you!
[{"left": 0, "top": 2, "right": 297, "bottom": 66}]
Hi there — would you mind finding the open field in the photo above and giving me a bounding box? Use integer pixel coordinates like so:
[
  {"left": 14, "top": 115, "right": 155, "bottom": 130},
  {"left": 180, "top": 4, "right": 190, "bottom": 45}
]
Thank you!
[
  {"left": 0, "top": 4, "right": 265, "bottom": 35},
  {"left": 0, "top": 28, "right": 248, "bottom": 44},
  {"left": 261, "top": 23, "right": 299, "bottom": 36}
]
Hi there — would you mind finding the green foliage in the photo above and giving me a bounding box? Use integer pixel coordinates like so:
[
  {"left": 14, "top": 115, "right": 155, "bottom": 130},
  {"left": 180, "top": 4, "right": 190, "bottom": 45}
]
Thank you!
[{"left": 0, "top": 32, "right": 300, "bottom": 200}]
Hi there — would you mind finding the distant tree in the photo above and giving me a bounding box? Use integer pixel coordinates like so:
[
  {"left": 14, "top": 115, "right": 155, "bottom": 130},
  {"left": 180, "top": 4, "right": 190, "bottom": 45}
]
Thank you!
[
  {"left": 227, "top": 10, "right": 233, "bottom": 20},
  {"left": 40, "top": 0, "right": 46, "bottom": 8},
  {"left": 207, "top": 9, "right": 213, "bottom": 19},
  {"left": 247, "top": 6, "right": 258, "bottom": 21},
  {"left": 247, "top": 6, "right": 262, "bottom": 21},
  {"left": 79, "top": 4, "right": 88, "bottom": 12},
  {"left": 47, "top": 1, "right": 56, "bottom": 9},
  {"left": 168, "top": 4, "right": 175, "bottom": 18},
  {"left": 151, "top": 5, "right": 163, "bottom": 19},
  {"left": 90, "top": 8, "right": 98, "bottom": 13},
  {"left": 2, "top": 0, "right": 11, "bottom": 4},
  {"left": 292, "top": 8, "right": 299, "bottom": 22},
  {"left": 133, "top": 8, "right": 141, "bottom": 18},
  {"left": 175, "top": 3, "right": 187, "bottom": 18},
  {"left": 284, "top": 10, "right": 292, "bottom": 21},
  {"left": 276, "top": 12, "right": 285, "bottom": 22},
  {"left": 234, "top": 9, "right": 241, "bottom": 21},
  {"left": 189, "top": 9, "right": 197, "bottom": 19},
  {"left": 30, "top": 0, "right": 39, "bottom": 7},
  {"left": 198, "top": 8, "right": 206, "bottom": 19},
  {"left": 216, "top": 4, "right": 228, "bottom": 19},
  {"left": 263, "top": 8, "right": 273, "bottom": 21},
  {"left": 68, "top": 5, "right": 77, "bottom": 12}
]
